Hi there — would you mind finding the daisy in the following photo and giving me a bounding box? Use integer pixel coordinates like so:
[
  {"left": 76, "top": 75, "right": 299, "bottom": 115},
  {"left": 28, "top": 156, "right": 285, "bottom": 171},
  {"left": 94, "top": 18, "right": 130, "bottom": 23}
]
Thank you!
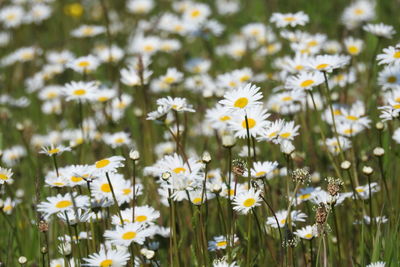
[
  {"left": 208, "top": 235, "right": 238, "bottom": 251},
  {"left": 64, "top": 164, "right": 97, "bottom": 185},
  {"left": 2, "top": 197, "right": 17, "bottom": 215},
  {"left": 112, "top": 206, "right": 160, "bottom": 225},
  {"left": 62, "top": 81, "right": 98, "bottom": 101},
  {"left": 266, "top": 210, "right": 307, "bottom": 228},
  {"left": 325, "top": 136, "right": 352, "bottom": 155},
  {"left": 1, "top": 145, "right": 26, "bottom": 167},
  {"left": 285, "top": 71, "right": 324, "bottom": 91},
  {"left": 93, "top": 156, "right": 125, "bottom": 174},
  {"left": 344, "top": 37, "right": 363, "bottom": 56},
  {"left": 160, "top": 68, "right": 184, "bottom": 85},
  {"left": 306, "top": 54, "right": 350, "bottom": 72},
  {"left": 26, "top": 4, "right": 52, "bottom": 24},
  {"left": 0, "top": 6, "right": 24, "bottom": 28},
  {"left": 37, "top": 193, "right": 89, "bottom": 218},
  {"left": 228, "top": 106, "right": 270, "bottom": 138},
  {"left": 366, "top": 262, "right": 386, "bottom": 267},
  {"left": 71, "top": 25, "right": 105, "bottom": 38},
  {"left": 95, "top": 45, "right": 124, "bottom": 63},
  {"left": 219, "top": 83, "right": 263, "bottom": 111},
  {"left": 248, "top": 161, "right": 279, "bottom": 179},
  {"left": 156, "top": 96, "right": 195, "bottom": 113},
  {"left": 0, "top": 167, "right": 13, "bottom": 185},
  {"left": 258, "top": 119, "right": 300, "bottom": 144},
  {"left": 46, "top": 50, "right": 75, "bottom": 65},
  {"left": 270, "top": 11, "right": 309, "bottom": 28},
  {"left": 67, "top": 55, "right": 100, "bottom": 74},
  {"left": 183, "top": 3, "right": 211, "bottom": 23},
  {"left": 353, "top": 183, "right": 380, "bottom": 200},
  {"left": 341, "top": 0, "right": 375, "bottom": 30},
  {"left": 83, "top": 247, "right": 130, "bottom": 267},
  {"left": 232, "top": 188, "right": 262, "bottom": 214},
  {"left": 104, "top": 222, "right": 155, "bottom": 246},
  {"left": 281, "top": 53, "right": 310, "bottom": 73},
  {"left": 57, "top": 209, "right": 92, "bottom": 225},
  {"left": 363, "top": 23, "right": 395, "bottom": 39},
  {"left": 294, "top": 225, "right": 316, "bottom": 240},
  {"left": 378, "top": 65, "right": 400, "bottom": 90},
  {"left": 103, "top": 132, "right": 132, "bottom": 148},
  {"left": 377, "top": 45, "right": 400, "bottom": 65},
  {"left": 40, "top": 145, "right": 71, "bottom": 156},
  {"left": 120, "top": 66, "right": 152, "bottom": 86},
  {"left": 92, "top": 88, "right": 117, "bottom": 103},
  {"left": 205, "top": 104, "right": 233, "bottom": 130},
  {"left": 127, "top": 0, "right": 155, "bottom": 14}
]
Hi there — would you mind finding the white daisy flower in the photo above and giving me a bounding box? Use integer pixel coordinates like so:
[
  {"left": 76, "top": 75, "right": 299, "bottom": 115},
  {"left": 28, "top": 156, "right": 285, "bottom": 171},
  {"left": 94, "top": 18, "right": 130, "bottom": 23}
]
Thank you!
[
  {"left": 363, "top": 23, "right": 395, "bottom": 39},
  {"left": 37, "top": 193, "right": 89, "bottom": 219},
  {"left": 232, "top": 188, "right": 262, "bottom": 214},
  {"left": 71, "top": 25, "right": 106, "bottom": 38},
  {"left": 294, "top": 225, "right": 316, "bottom": 240},
  {"left": 83, "top": 247, "right": 130, "bottom": 267},
  {"left": 62, "top": 81, "right": 98, "bottom": 101},
  {"left": 93, "top": 156, "right": 125, "bottom": 173},
  {"left": 270, "top": 11, "right": 309, "bottom": 28},
  {"left": 266, "top": 210, "right": 307, "bottom": 228},
  {"left": 285, "top": 71, "right": 324, "bottom": 91},
  {"left": 104, "top": 222, "right": 155, "bottom": 246},
  {"left": 228, "top": 106, "right": 270, "bottom": 138},
  {"left": 0, "top": 167, "right": 13, "bottom": 185},
  {"left": 40, "top": 145, "right": 71, "bottom": 156},
  {"left": 377, "top": 45, "right": 400, "bottom": 66}
]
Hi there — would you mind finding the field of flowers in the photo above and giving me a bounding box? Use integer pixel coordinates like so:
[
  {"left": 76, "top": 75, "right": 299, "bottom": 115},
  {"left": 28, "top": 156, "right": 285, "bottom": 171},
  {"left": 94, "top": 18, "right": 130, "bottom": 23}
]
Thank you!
[{"left": 1, "top": 0, "right": 400, "bottom": 266}]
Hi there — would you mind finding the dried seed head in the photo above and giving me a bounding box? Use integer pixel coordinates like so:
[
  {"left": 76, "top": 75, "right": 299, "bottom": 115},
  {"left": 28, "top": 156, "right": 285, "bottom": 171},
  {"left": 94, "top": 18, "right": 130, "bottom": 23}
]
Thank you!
[
  {"left": 291, "top": 167, "right": 311, "bottom": 184},
  {"left": 315, "top": 203, "right": 328, "bottom": 225},
  {"left": 283, "top": 229, "right": 299, "bottom": 248},
  {"left": 326, "top": 177, "right": 344, "bottom": 196},
  {"left": 232, "top": 159, "right": 246, "bottom": 176},
  {"left": 38, "top": 220, "right": 49, "bottom": 233}
]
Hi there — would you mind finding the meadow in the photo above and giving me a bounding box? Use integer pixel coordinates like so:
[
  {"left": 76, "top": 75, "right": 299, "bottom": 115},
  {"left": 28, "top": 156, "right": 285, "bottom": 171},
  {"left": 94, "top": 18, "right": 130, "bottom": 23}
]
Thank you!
[{"left": 0, "top": 0, "right": 400, "bottom": 266}]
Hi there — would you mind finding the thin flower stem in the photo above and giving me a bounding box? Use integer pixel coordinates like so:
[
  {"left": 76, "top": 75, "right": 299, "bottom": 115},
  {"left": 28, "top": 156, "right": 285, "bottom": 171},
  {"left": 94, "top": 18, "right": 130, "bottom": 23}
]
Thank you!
[{"left": 105, "top": 172, "right": 124, "bottom": 225}]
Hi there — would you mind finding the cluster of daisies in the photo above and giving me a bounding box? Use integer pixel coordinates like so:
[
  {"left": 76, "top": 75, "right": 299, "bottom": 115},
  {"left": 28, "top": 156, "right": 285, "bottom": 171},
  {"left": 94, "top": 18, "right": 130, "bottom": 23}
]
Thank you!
[{"left": 0, "top": 0, "right": 398, "bottom": 266}]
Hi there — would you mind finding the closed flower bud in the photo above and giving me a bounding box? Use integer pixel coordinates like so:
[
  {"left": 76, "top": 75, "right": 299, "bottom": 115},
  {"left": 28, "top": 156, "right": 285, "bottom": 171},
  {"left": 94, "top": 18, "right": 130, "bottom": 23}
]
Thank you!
[
  {"left": 211, "top": 184, "right": 222, "bottom": 194},
  {"left": 222, "top": 135, "right": 236, "bottom": 148},
  {"left": 375, "top": 122, "right": 384, "bottom": 130},
  {"left": 202, "top": 151, "right": 211, "bottom": 163},
  {"left": 18, "top": 256, "right": 27, "bottom": 264},
  {"left": 340, "top": 160, "right": 351, "bottom": 170},
  {"left": 281, "top": 140, "right": 295, "bottom": 155},
  {"left": 129, "top": 149, "right": 140, "bottom": 160},
  {"left": 161, "top": 171, "right": 171, "bottom": 181},
  {"left": 373, "top": 147, "right": 384, "bottom": 157},
  {"left": 362, "top": 166, "right": 373, "bottom": 175}
]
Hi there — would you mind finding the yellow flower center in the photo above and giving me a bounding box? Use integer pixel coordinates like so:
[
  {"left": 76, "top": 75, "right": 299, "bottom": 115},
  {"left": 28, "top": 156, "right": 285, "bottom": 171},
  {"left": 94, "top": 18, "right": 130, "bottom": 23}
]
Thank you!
[
  {"left": 135, "top": 215, "right": 147, "bottom": 222},
  {"left": 100, "top": 259, "right": 113, "bottom": 267},
  {"left": 268, "top": 131, "right": 278, "bottom": 138},
  {"left": 344, "top": 128, "right": 353, "bottom": 134},
  {"left": 280, "top": 132, "right": 291, "bottom": 139},
  {"left": 83, "top": 27, "right": 94, "bottom": 35},
  {"left": 3, "top": 205, "right": 12, "bottom": 212},
  {"left": 192, "top": 197, "right": 202, "bottom": 204},
  {"left": 98, "top": 96, "right": 109, "bottom": 102},
  {"left": 115, "top": 138, "right": 124, "bottom": 144},
  {"left": 307, "top": 40, "right": 318, "bottom": 47},
  {"left": 387, "top": 76, "right": 397, "bottom": 83},
  {"left": 284, "top": 16, "right": 295, "bottom": 22},
  {"left": 299, "top": 193, "right": 311, "bottom": 200},
  {"left": 229, "top": 81, "right": 237, "bottom": 87},
  {"left": 71, "top": 176, "right": 83, "bottom": 183},
  {"left": 255, "top": 171, "right": 266, "bottom": 177},
  {"left": 101, "top": 183, "right": 111, "bottom": 193},
  {"left": 173, "top": 167, "right": 186, "bottom": 174},
  {"left": 354, "top": 8, "right": 364, "bottom": 15},
  {"left": 78, "top": 61, "right": 90, "bottom": 67},
  {"left": 356, "top": 188, "right": 364, "bottom": 193},
  {"left": 346, "top": 115, "right": 358, "bottom": 121},
  {"left": 280, "top": 219, "right": 286, "bottom": 225},
  {"left": 242, "top": 118, "right": 256, "bottom": 129},
  {"left": 305, "top": 233, "right": 313, "bottom": 239},
  {"left": 73, "top": 89, "right": 86, "bottom": 96},
  {"left": 393, "top": 104, "right": 400, "bottom": 109},
  {"left": 243, "top": 198, "right": 256, "bottom": 207},
  {"left": 301, "top": 79, "right": 314, "bottom": 87},
  {"left": 64, "top": 3, "right": 84, "bottom": 17},
  {"left": 216, "top": 241, "right": 227, "bottom": 247},
  {"left": 316, "top": 63, "right": 329, "bottom": 70},
  {"left": 394, "top": 51, "right": 400, "bottom": 58},
  {"left": 234, "top": 97, "right": 249, "bottom": 108},
  {"left": 56, "top": 200, "right": 72, "bottom": 209},
  {"left": 53, "top": 182, "right": 65, "bottom": 186},
  {"left": 190, "top": 9, "right": 201, "bottom": 18},
  {"left": 240, "top": 75, "right": 250, "bottom": 82},
  {"left": 6, "top": 14, "right": 16, "bottom": 21},
  {"left": 95, "top": 159, "right": 110, "bottom": 168},
  {"left": 334, "top": 109, "right": 342, "bottom": 115},
  {"left": 219, "top": 115, "right": 231, "bottom": 121},
  {"left": 295, "top": 65, "right": 304, "bottom": 71},
  {"left": 0, "top": 174, "right": 9, "bottom": 181},
  {"left": 48, "top": 148, "right": 60, "bottom": 154},
  {"left": 348, "top": 46, "right": 359, "bottom": 55},
  {"left": 123, "top": 188, "right": 131, "bottom": 195},
  {"left": 122, "top": 231, "right": 137, "bottom": 240},
  {"left": 164, "top": 76, "right": 176, "bottom": 84},
  {"left": 282, "top": 96, "right": 293, "bottom": 101},
  {"left": 143, "top": 44, "right": 154, "bottom": 52}
]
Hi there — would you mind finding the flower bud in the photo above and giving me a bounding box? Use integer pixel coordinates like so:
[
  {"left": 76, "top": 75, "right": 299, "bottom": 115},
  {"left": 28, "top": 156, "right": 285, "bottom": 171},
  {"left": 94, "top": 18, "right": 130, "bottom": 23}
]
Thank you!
[
  {"left": 202, "top": 151, "right": 211, "bottom": 163},
  {"left": 362, "top": 166, "right": 373, "bottom": 175},
  {"left": 222, "top": 135, "right": 236, "bottom": 148},
  {"left": 373, "top": 147, "right": 384, "bottom": 157},
  {"left": 375, "top": 122, "right": 384, "bottom": 130},
  {"left": 18, "top": 256, "right": 27, "bottom": 264},
  {"left": 129, "top": 149, "right": 140, "bottom": 161},
  {"left": 340, "top": 161, "right": 351, "bottom": 170},
  {"left": 211, "top": 184, "right": 222, "bottom": 194},
  {"left": 161, "top": 171, "right": 171, "bottom": 181}
]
